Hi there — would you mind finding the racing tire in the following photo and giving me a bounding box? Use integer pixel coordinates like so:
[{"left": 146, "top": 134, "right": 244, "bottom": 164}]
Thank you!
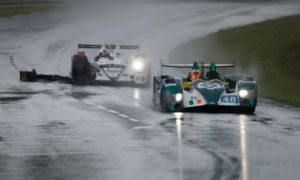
[
  {"left": 160, "top": 93, "right": 167, "bottom": 112},
  {"left": 71, "top": 55, "right": 94, "bottom": 81},
  {"left": 160, "top": 93, "right": 176, "bottom": 113},
  {"left": 246, "top": 107, "right": 255, "bottom": 114},
  {"left": 240, "top": 107, "right": 255, "bottom": 114}
]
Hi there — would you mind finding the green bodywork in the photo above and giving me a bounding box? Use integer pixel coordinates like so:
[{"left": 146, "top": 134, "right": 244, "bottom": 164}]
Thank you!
[
  {"left": 224, "top": 75, "right": 257, "bottom": 107},
  {"left": 153, "top": 75, "right": 183, "bottom": 112},
  {"left": 162, "top": 79, "right": 182, "bottom": 112},
  {"left": 163, "top": 82, "right": 181, "bottom": 94},
  {"left": 224, "top": 75, "right": 254, "bottom": 89},
  {"left": 154, "top": 62, "right": 257, "bottom": 113},
  {"left": 193, "top": 80, "right": 224, "bottom": 105},
  {"left": 209, "top": 62, "right": 217, "bottom": 72},
  {"left": 238, "top": 81, "right": 257, "bottom": 107},
  {"left": 205, "top": 62, "right": 221, "bottom": 80},
  {"left": 192, "top": 62, "right": 199, "bottom": 70}
]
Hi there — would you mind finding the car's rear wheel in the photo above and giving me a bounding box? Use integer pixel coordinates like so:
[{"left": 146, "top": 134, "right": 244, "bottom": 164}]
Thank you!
[{"left": 71, "top": 55, "right": 94, "bottom": 80}]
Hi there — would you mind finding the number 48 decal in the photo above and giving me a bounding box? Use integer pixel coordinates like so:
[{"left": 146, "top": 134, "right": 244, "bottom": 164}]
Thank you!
[{"left": 221, "top": 96, "right": 238, "bottom": 103}]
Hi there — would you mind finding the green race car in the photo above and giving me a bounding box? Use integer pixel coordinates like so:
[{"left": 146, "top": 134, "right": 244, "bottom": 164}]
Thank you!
[{"left": 152, "top": 61, "right": 257, "bottom": 113}]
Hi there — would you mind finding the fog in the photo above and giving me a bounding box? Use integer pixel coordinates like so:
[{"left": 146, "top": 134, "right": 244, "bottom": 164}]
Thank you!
[{"left": 1, "top": 0, "right": 300, "bottom": 80}]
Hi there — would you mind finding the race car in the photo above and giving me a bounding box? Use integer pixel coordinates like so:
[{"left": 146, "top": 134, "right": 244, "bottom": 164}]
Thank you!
[
  {"left": 152, "top": 61, "right": 257, "bottom": 113},
  {"left": 72, "top": 43, "right": 151, "bottom": 85},
  {"left": 19, "top": 43, "right": 150, "bottom": 85}
]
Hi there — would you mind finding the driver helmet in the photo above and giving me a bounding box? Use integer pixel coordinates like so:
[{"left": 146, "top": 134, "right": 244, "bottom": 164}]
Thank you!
[
  {"left": 188, "top": 62, "right": 202, "bottom": 81},
  {"left": 100, "top": 48, "right": 108, "bottom": 56},
  {"left": 77, "top": 50, "right": 86, "bottom": 55},
  {"left": 188, "top": 70, "right": 201, "bottom": 81}
]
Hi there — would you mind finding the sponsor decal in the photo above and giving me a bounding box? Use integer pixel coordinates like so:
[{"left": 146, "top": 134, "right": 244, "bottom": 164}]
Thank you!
[
  {"left": 103, "top": 67, "right": 122, "bottom": 78},
  {"left": 165, "top": 83, "right": 177, "bottom": 87},
  {"left": 220, "top": 95, "right": 238, "bottom": 103},
  {"left": 196, "top": 99, "right": 202, "bottom": 104},
  {"left": 197, "top": 82, "right": 222, "bottom": 90},
  {"left": 189, "top": 96, "right": 202, "bottom": 106}
]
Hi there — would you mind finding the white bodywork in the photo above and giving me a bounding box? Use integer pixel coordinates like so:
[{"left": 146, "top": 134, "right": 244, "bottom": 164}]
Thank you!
[{"left": 80, "top": 44, "right": 150, "bottom": 84}]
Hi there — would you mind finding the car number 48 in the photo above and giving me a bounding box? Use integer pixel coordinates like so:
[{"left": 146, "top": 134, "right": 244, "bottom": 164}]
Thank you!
[{"left": 221, "top": 96, "right": 238, "bottom": 103}]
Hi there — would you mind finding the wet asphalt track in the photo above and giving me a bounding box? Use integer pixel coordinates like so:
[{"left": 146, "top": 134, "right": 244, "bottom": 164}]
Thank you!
[{"left": 1, "top": 2, "right": 300, "bottom": 180}]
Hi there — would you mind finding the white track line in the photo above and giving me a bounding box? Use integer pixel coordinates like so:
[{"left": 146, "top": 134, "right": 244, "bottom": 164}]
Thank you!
[
  {"left": 119, "top": 114, "right": 129, "bottom": 118},
  {"left": 129, "top": 118, "right": 139, "bottom": 122},
  {"left": 106, "top": 109, "right": 118, "bottom": 114},
  {"left": 85, "top": 101, "right": 140, "bottom": 122}
]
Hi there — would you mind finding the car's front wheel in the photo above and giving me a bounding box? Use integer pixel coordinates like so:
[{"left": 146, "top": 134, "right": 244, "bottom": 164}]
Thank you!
[
  {"left": 160, "top": 93, "right": 168, "bottom": 112},
  {"left": 240, "top": 106, "right": 255, "bottom": 114}
]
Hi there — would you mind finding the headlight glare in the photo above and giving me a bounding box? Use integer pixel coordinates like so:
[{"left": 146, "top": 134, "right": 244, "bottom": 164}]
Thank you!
[
  {"left": 132, "top": 58, "right": 144, "bottom": 72},
  {"left": 175, "top": 93, "right": 183, "bottom": 102},
  {"left": 239, "top": 89, "right": 248, "bottom": 98}
]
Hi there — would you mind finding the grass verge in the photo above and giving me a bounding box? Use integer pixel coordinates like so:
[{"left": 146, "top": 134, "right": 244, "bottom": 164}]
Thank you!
[
  {"left": 170, "top": 15, "right": 300, "bottom": 107},
  {"left": 0, "top": 3, "right": 64, "bottom": 17}
]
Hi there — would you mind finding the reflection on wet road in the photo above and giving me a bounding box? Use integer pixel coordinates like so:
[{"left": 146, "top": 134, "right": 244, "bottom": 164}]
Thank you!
[
  {"left": 1, "top": 84, "right": 300, "bottom": 180},
  {"left": 239, "top": 115, "right": 249, "bottom": 180},
  {"left": 175, "top": 112, "right": 184, "bottom": 180}
]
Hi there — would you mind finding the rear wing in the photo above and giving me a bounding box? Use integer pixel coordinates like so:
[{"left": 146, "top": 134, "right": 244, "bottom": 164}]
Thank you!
[
  {"left": 161, "top": 61, "right": 234, "bottom": 68},
  {"left": 78, "top": 44, "right": 102, "bottom": 49},
  {"left": 160, "top": 60, "right": 235, "bottom": 74},
  {"left": 78, "top": 43, "right": 140, "bottom": 50},
  {"left": 120, "top": 45, "right": 140, "bottom": 50}
]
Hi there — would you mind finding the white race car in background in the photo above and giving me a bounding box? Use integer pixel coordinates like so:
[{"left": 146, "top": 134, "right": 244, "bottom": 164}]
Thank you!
[{"left": 77, "top": 43, "right": 150, "bottom": 85}]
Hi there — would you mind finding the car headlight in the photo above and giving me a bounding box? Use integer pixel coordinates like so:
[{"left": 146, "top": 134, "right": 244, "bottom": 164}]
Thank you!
[
  {"left": 175, "top": 93, "right": 183, "bottom": 102},
  {"left": 132, "top": 58, "right": 145, "bottom": 72},
  {"left": 239, "top": 89, "right": 248, "bottom": 98}
]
